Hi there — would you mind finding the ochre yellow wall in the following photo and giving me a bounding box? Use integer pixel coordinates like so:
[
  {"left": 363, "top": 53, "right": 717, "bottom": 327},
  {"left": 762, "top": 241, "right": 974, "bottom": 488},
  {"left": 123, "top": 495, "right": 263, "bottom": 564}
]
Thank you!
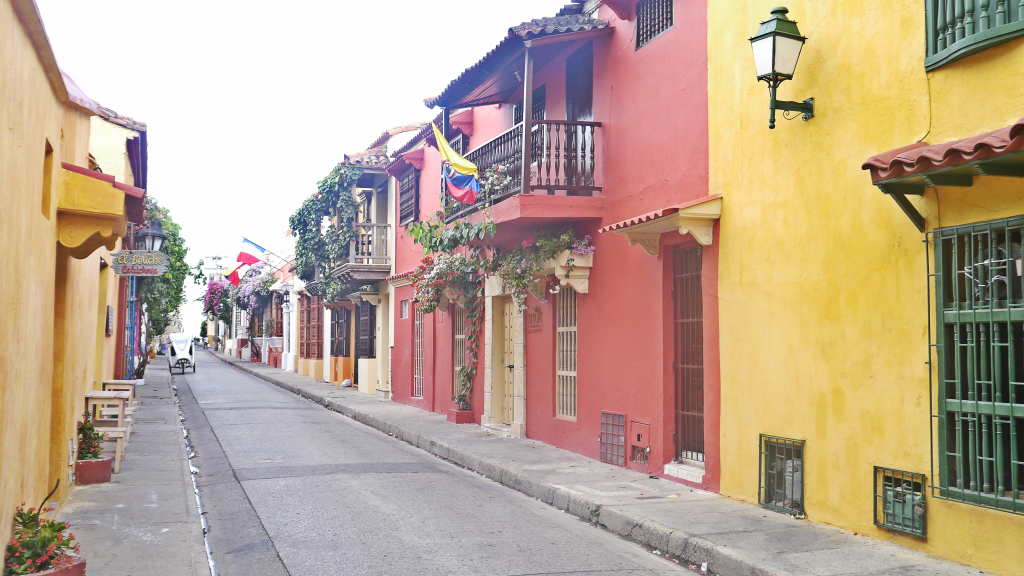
[
  {"left": 0, "top": 0, "right": 128, "bottom": 547},
  {"left": 88, "top": 118, "right": 138, "bottom": 185},
  {"left": 709, "top": 2, "right": 1024, "bottom": 574}
]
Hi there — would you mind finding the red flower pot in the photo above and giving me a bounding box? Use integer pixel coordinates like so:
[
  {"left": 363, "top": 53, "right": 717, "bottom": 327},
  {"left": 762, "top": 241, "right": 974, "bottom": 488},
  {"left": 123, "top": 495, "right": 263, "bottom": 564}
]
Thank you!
[
  {"left": 447, "top": 409, "right": 475, "bottom": 424},
  {"left": 75, "top": 458, "right": 112, "bottom": 485},
  {"left": 34, "top": 555, "right": 86, "bottom": 576}
]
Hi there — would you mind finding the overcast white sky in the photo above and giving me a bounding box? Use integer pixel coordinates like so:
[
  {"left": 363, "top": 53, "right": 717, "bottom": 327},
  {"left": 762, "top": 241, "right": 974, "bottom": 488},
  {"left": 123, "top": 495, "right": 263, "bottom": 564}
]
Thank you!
[{"left": 36, "top": 0, "right": 563, "bottom": 333}]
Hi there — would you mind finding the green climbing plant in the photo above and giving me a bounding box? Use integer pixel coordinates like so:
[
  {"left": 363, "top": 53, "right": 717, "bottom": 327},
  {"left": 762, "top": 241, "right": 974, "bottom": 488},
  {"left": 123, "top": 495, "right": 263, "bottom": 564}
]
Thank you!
[{"left": 288, "top": 163, "right": 367, "bottom": 302}]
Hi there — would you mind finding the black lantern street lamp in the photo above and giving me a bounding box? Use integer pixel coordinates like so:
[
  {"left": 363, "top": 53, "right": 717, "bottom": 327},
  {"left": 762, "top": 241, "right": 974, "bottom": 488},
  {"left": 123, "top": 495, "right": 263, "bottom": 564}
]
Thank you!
[
  {"left": 750, "top": 7, "right": 814, "bottom": 129},
  {"left": 137, "top": 219, "right": 168, "bottom": 252}
]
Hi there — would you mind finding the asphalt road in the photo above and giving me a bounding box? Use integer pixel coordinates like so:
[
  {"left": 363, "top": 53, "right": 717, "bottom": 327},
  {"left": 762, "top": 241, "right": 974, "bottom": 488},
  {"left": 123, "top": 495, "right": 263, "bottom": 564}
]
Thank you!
[{"left": 176, "top": 352, "right": 688, "bottom": 576}]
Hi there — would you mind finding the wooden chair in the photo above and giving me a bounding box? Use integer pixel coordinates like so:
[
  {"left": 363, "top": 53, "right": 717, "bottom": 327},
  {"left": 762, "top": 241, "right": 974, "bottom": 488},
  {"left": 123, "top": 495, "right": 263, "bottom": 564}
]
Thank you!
[{"left": 96, "top": 427, "right": 127, "bottom": 473}]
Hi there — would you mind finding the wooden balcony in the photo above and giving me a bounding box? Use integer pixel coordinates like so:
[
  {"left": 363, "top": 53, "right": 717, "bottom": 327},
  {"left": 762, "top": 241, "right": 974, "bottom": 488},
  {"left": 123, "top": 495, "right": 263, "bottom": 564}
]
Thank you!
[
  {"left": 443, "top": 120, "right": 602, "bottom": 223},
  {"left": 332, "top": 222, "right": 391, "bottom": 283}
]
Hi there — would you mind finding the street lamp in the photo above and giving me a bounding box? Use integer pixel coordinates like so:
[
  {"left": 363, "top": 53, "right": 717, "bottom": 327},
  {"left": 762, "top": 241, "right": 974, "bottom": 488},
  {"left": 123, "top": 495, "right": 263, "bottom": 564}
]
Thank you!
[
  {"left": 137, "top": 219, "right": 168, "bottom": 252},
  {"left": 750, "top": 7, "right": 814, "bottom": 129}
]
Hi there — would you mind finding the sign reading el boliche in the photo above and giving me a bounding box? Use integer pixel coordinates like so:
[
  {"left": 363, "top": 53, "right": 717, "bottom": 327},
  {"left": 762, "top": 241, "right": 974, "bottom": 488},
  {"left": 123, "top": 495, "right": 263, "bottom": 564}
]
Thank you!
[{"left": 110, "top": 250, "right": 168, "bottom": 277}]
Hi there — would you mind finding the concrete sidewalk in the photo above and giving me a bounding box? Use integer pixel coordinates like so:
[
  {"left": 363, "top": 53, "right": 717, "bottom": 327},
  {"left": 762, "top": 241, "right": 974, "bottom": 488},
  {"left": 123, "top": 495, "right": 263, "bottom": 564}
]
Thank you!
[
  {"left": 57, "top": 362, "right": 211, "bottom": 576},
  {"left": 210, "top": 351, "right": 993, "bottom": 576}
]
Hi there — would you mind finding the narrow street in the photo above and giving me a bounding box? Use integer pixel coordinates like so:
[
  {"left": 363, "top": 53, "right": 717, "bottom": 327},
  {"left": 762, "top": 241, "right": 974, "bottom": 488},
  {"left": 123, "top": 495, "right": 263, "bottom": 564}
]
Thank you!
[{"left": 179, "top": 352, "right": 686, "bottom": 576}]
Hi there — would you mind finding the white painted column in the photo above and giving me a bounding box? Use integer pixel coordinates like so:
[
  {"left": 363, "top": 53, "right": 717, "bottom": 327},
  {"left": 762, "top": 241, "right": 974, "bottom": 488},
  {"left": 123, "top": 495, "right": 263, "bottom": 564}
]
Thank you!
[{"left": 323, "top": 306, "right": 332, "bottom": 382}]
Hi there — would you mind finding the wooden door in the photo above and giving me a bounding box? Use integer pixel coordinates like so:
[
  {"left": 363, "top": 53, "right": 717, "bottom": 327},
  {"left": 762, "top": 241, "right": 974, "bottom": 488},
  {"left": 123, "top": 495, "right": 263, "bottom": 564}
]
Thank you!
[{"left": 502, "top": 299, "right": 515, "bottom": 424}]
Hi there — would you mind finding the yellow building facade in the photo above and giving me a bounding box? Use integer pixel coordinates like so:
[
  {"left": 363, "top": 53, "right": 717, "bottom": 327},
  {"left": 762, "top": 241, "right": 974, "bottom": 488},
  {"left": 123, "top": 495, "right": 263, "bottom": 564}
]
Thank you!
[
  {"left": 0, "top": 0, "right": 138, "bottom": 546},
  {"left": 710, "top": 2, "right": 1024, "bottom": 574}
]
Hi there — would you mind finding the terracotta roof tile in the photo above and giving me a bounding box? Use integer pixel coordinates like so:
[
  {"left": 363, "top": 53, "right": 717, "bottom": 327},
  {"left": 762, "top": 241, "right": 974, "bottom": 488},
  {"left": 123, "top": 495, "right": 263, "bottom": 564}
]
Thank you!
[
  {"left": 365, "top": 123, "right": 429, "bottom": 151},
  {"left": 97, "top": 105, "right": 147, "bottom": 132},
  {"left": 425, "top": 13, "right": 608, "bottom": 109},
  {"left": 863, "top": 119, "right": 1024, "bottom": 183},
  {"left": 342, "top": 146, "right": 391, "bottom": 169}
]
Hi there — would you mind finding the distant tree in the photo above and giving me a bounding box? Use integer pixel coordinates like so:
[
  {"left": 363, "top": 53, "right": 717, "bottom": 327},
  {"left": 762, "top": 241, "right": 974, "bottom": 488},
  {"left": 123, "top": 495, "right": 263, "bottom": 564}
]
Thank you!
[
  {"left": 199, "top": 321, "right": 208, "bottom": 338},
  {"left": 139, "top": 196, "right": 204, "bottom": 340}
]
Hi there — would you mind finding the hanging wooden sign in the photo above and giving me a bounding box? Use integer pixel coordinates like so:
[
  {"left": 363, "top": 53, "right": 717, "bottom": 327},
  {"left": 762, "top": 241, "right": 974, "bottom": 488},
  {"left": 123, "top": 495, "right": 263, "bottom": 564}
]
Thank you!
[{"left": 110, "top": 250, "right": 168, "bottom": 277}]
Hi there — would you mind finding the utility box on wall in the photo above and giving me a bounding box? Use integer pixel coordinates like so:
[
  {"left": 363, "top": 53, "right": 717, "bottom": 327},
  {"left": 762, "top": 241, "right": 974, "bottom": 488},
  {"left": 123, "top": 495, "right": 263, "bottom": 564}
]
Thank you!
[{"left": 629, "top": 421, "right": 651, "bottom": 471}]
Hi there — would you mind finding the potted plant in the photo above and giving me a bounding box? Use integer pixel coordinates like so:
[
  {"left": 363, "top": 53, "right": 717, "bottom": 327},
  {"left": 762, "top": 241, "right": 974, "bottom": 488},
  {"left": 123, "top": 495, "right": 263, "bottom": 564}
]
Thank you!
[
  {"left": 74, "top": 412, "right": 110, "bottom": 485},
  {"left": 4, "top": 501, "right": 84, "bottom": 575}
]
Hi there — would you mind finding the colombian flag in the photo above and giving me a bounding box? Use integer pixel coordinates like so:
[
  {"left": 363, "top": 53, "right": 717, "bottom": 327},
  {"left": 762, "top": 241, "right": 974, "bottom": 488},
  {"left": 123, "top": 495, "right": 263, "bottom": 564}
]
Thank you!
[
  {"left": 223, "top": 263, "right": 245, "bottom": 287},
  {"left": 431, "top": 123, "right": 479, "bottom": 204}
]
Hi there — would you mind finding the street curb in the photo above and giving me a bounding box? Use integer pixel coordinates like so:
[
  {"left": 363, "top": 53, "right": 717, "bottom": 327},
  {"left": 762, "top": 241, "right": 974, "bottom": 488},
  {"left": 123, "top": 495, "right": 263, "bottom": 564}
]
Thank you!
[{"left": 207, "top": 352, "right": 955, "bottom": 576}]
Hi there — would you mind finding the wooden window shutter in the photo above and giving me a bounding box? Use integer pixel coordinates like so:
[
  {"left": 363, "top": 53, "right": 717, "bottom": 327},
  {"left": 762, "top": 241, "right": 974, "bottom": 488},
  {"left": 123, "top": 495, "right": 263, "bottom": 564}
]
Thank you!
[{"left": 399, "top": 167, "right": 418, "bottom": 226}]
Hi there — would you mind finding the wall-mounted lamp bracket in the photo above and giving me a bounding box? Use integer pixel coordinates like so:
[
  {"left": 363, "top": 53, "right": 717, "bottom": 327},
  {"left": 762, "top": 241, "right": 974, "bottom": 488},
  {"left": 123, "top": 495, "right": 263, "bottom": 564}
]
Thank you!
[{"left": 773, "top": 97, "right": 814, "bottom": 121}]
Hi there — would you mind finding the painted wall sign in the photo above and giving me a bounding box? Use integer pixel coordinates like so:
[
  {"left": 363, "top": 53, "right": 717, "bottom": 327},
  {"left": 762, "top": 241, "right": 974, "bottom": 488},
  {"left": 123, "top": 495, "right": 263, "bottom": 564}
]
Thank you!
[
  {"left": 527, "top": 306, "right": 544, "bottom": 333},
  {"left": 110, "top": 250, "right": 168, "bottom": 277}
]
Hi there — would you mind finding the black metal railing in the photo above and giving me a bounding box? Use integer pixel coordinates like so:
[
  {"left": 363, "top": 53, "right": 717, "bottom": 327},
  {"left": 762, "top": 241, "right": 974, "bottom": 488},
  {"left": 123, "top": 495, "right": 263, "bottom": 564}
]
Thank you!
[{"left": 442, "top": 120, "right": 602, "bottom": 223}]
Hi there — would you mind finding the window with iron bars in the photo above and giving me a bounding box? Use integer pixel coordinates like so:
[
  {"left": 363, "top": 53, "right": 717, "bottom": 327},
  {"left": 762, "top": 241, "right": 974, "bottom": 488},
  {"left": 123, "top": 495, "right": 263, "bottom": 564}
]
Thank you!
[
  {"left": 636, "top": 0, "right": 673, "bottom": 50},
  {"left": 556, "top": 288, "right": 578, "bottom": 419},
  {"left": 874, "top": 467, "right": 927, "bottom": 537},
  {"left": 759, "top": 435, "right": 804, "bottom": 515},
  {"left": 600, "top": 412, "right": 626, "bottom": 466},
  {"left": 399, "top": 167, "right": 418, "bottom": 226},
  {"left": 931, "top": 217, "right": 1024, "bottom": 514},
  {"left": 413, "top": 308, "right": 425, "bottom": 398},
  {"left": 453, "top": 304, "right": 467, "bottom": 391}
]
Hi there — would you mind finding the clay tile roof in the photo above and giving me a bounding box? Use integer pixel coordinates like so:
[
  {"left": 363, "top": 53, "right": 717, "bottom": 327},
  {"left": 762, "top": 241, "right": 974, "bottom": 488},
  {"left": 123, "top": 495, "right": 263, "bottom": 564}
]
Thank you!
[
  {"left": 342, "top": 146, "right": 391, "bottom": 169},
  {"left": 862, "top": 118, "right": 1024, "bottom": 183},
  {"left": 598, "top": 195, "right": 723, "bottom": 234},
  {"left": 365, "top": 123, "right": 430, "bottom": 151},
  {"left": 424, "top": 13, "right": 608, "bottom": 109},
  {"left": 97, "top": 105, "right": 147, "bottom": 132},
  {"left": 391, "top": 112, "right": 444, "bottom": 160},
  {"left": 510, "top": 13, "right": 606, "bottom": 39}
]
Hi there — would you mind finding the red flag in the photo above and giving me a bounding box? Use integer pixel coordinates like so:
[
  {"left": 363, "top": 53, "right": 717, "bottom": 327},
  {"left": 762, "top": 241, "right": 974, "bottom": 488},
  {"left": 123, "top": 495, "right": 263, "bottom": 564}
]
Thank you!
[{"left": 237, "top": 252, "right": 261, "bottom": 265}]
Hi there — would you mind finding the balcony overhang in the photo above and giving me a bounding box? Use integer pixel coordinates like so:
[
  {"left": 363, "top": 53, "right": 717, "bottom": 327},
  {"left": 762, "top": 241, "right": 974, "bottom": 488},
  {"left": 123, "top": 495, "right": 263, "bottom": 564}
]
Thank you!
[
  {"left": 57, "top": 163, "right": 139, "bottom": 259},
  {"left": 862, "top": 118, "right": 1024, "bottom": 233},
  {"left": 425, "top": 16, "right": 612, "bottom": 110},
  {"left": 332, "top": 264, "right": 392, "bottom": 284},
  {"left": 464, "top": 193, "right": 604, "bottom": 243},
  {"left": 599, "top": 196, "right": 722, "bottom": 257}
]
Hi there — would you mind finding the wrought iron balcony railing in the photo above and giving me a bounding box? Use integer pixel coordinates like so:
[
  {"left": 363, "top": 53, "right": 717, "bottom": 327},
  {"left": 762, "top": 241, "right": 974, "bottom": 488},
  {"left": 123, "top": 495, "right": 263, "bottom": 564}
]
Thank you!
[{"left": 443, "top": 120, "right": 602, "bottom": 223}]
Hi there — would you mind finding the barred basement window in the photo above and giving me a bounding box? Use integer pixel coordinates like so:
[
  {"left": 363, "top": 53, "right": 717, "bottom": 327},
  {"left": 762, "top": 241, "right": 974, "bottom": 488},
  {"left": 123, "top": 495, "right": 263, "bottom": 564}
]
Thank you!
[
  {"left": 413, "top": 308, "right": 424, "bottom": 398},
  {"left": 600, "top": 412, "right": 626, "bottom": 466},
  {"left": 759, "top": 435, "right": 804, "bottom": 515},
  {"left": 636, "top": 0, "right": 673, "bottom": 50},
  {"left": 874, "top": 467, "right": 926, "bottom": 537},
  {"left": 556, "top": 288, "right": 578, "bottom": 419},
  {"left": 399, "top": 167, "right": 418, "bottom": 226},
  {"left": 453, "top": 304, "right": 467, "bottom": 389},
  {"left": 932, "top": 218, "right": 1024, "bottom": 514}
]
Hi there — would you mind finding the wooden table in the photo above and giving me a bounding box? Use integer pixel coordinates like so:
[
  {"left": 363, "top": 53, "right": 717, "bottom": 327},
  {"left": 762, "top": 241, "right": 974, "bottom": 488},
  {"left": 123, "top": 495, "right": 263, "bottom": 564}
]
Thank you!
[
  {"left": 85, "top": 390, "right": 131, "bottom": 428},
  {"left": 101, "top": 380, "right": 137, "bottom": 406}
]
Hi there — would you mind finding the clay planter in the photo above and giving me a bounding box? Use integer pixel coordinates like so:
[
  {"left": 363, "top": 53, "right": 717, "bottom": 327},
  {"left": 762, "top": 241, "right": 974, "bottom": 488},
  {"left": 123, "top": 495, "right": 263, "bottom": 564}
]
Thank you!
[
  {"left": 447, "top": 409, "right": 475, "bottom": 424},
  {"left": 35, "top": 555, "right": 86, "bottom": 576},
  {"left": 75, "top": 457, "right": 112, "bottom": 485}
]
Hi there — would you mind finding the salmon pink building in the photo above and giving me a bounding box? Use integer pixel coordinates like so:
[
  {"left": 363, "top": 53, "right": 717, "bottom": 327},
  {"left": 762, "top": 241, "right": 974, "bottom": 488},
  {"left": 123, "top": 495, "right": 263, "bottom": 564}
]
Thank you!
[{"left": 388, "top": 0, "right": 718, "bottom": 490}]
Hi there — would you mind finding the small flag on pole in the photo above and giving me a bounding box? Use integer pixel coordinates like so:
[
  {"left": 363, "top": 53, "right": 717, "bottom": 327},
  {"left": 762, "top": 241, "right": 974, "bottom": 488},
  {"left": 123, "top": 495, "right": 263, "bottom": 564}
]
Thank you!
[
  {"left": 431, "top": 123, "right": 479, "bottom": 204},
  {"left": 238, "top": 237, "right": 266, "bottom": 265}
]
